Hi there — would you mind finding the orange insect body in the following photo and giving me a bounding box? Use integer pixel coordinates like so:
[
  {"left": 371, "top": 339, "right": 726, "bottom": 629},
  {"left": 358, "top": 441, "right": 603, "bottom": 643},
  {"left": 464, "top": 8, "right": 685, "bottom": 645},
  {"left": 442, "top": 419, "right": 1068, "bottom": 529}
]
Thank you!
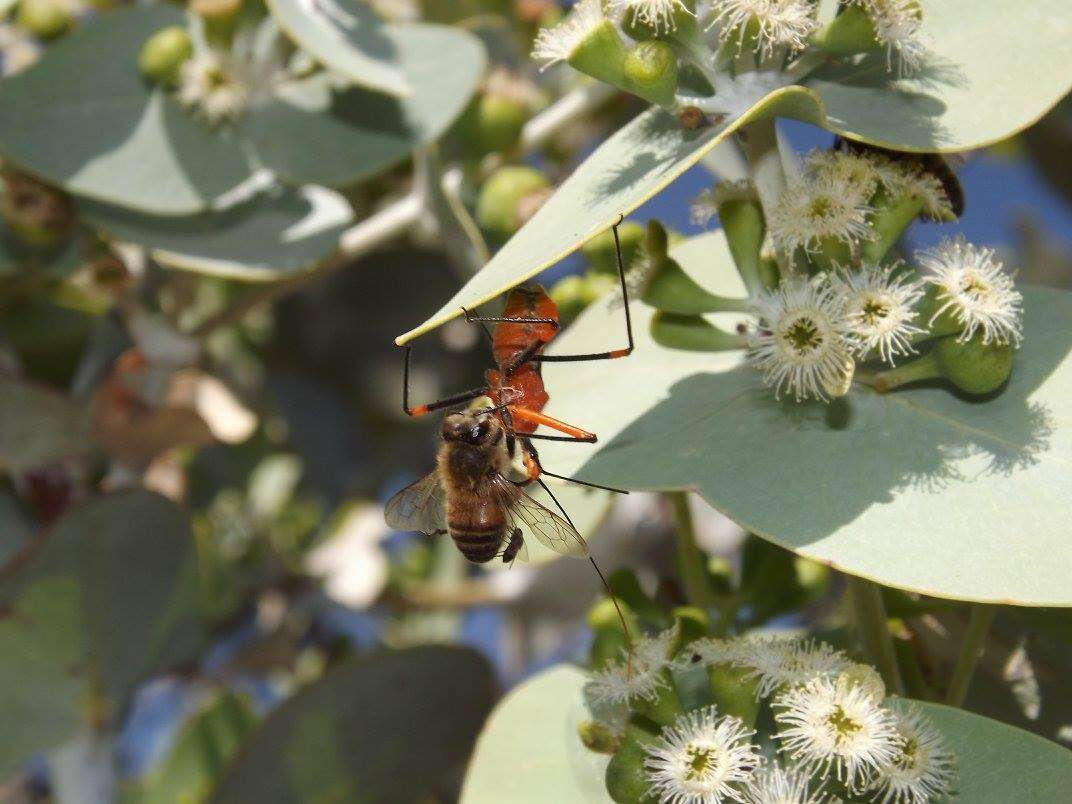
[{"left": 486, "top": 284, "right": 557, "bottom": 432}]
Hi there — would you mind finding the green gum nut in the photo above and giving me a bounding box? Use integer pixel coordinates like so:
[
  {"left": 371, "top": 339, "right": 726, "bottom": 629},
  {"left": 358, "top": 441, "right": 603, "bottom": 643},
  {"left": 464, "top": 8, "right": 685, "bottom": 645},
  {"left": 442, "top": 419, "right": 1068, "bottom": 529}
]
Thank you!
[
  {"left": 551, "top": 271, "right": 617, "bottom": 324},
  {"left": 139, "top": 26, "right": 194, "bottom": 87},
  {"left": 706, "top": 662, "right": 760, "bottom": 727},
  {"left": 582, "top": 220, "right": 645, "bottom": 274},
  {"left": 623, "top": 40, "right": 679, "bottom": 107},
  {"left": 640, "top": 219, "right": 750, "bottom": 314},
  {"left": 873, "top": 334, "right": 1015, "bottom": 395},
  {"left": 472, "top": 92, "right": 529, "bottom": 154},
  {"left": 718, "top": 194, "right": 766, "bottom": 295},
  {"left": 650, "top": 312, "right": 747, "bottom": 352},
  {"left": 567, "top": 18, "right": 630, "bottom": 87},
  {"left": 16, "top": 0, "right": 72, "bottom": 40},
  {"left": 860, "top": 188, "right": 926, "bottom": 264},
  {"left": 475, "top": 166, "right": 550, "bottom": 242},
  {"left": 606, "top": 735, "right": 658, "bottom": 803}
]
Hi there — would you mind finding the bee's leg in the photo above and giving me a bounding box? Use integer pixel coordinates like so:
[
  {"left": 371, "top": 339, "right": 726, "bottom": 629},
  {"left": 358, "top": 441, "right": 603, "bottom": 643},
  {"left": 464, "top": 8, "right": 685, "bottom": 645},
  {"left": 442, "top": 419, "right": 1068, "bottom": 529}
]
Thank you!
[
  {"left": 400, "top": 345, "right": 487, "bottom": 417},
  {"left": 501, "top": 528, "right": 524, "bottom": 563},
  {"left": 521, "top": 439, "right": 629, "bottom": 494}
]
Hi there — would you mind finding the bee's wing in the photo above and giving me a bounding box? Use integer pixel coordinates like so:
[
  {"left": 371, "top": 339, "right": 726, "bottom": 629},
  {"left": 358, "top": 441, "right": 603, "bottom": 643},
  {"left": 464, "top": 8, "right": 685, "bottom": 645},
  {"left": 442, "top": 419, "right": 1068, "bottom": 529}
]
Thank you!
[
  {"left": 492, "top": 477, "right": 589, "bottom": 558},
  {"left": 385, "top": 470, "right": 448, "bottom": 536}
]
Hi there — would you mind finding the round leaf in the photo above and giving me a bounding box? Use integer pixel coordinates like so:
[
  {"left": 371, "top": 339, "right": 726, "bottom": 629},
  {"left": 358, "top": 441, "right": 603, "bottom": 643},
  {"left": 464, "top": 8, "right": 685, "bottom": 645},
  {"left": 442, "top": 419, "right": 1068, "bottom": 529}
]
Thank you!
[
  {"left": 0, "top": 376, "right": 92, "bottom": 472},
  {"left": 80, "top": 183, "right": 352, "bottom": 280},
  {"left": 266, "top": 0, "right": 409, "bottom": 96},
  {"left": 0, "top": 7, "right": 252, "bottom": 215},
  {"left": 530, "top": 232, "right": 1072, "bottom": 605},
  {"left": 460, "top": 665, "right": 611, "bottom": 804},
  {"left": 804, "top": 0, "right": 1072, "bottom": 152},
  {"left": 211, "top": 646, "right": 495, "bottom": 803},
  {"left": 0, "top": 491, "right": 202, "bottom": 775},
  {"left": 240, "top": 23, "right": 485, "bottom": 187}
]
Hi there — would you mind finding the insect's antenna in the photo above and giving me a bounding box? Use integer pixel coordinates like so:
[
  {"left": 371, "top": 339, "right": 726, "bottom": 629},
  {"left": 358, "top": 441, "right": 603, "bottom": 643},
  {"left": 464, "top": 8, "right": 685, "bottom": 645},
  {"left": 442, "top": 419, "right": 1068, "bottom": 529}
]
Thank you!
[{"left": 535, "top": 476, "right": 634, "bottom": 678}]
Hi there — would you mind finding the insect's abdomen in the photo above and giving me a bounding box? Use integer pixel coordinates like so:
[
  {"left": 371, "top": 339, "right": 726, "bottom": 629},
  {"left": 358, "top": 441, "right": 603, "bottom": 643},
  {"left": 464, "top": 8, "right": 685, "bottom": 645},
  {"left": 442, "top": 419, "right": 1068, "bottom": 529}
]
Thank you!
[
  {"left": 447, "top": 496, "right": 505, "bottom": 563},
  {"left": 492, "top": 285, "right": 558, "bottom": 368}
]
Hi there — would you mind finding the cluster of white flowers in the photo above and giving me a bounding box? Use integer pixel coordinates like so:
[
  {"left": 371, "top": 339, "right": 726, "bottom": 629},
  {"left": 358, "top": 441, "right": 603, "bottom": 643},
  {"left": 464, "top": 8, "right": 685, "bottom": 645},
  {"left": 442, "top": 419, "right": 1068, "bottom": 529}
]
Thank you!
[
  {"left": 706, "top": 0, "right": 819, "bottom": 59},
  {"left": 724, "top": 149, "right": 1023, "bottom": 403},
  {"left": 852, "top": 0, "right": 930, "bottom": 75},
  {"left": 585, "top": 634, "right": 957, "bottom": 803},
  {"left": 178, "top": 16, "right": 290, "bottom": 125},
  {"left": 585, "top": 627, "right": 676, "bottom": 709}
]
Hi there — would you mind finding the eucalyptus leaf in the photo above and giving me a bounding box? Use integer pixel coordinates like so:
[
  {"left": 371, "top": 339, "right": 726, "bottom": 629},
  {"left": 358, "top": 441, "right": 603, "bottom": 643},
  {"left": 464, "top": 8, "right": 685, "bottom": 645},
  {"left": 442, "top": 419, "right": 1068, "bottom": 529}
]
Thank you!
[
  {"left": 803, "top": 0, "right": 1072, "bottom": 152},
  {"left": 460, "top": 665, "right": 611, "bottom": 804},
  {"left": 532, "top": 232, "right": 1072, "bottom": 605},
  {"left": 0, "top": 490, "right": 202, "bottom": 775},
  {"left": 0, "top": 375, "right": 92, "bottom": 472},
  {"left": 461, "top": 664, "right": 1072, "bottom": 803},
  {"left": 398, "top": 0, "right": 1072, "bottom": 343},
  {"left": 241, "top": 23, "right": 485, "bottom": 187},
  {"left": 210, "top": 646, "right": 495, "bottom": 804},
  {"left": 266, "top": 0, "right": 408, "bottom": 96},
  {"left": 0, "top": 7, "right": 252, "bottom": 215},
  {"left": 0, "top": 576, "right": 86, "bottom": 781},
  {"left": 80, "top": 184, "right": 352, "bottom": 280},
  {"left": 125, "top": 693, "right": 257, "bottom": 804}
]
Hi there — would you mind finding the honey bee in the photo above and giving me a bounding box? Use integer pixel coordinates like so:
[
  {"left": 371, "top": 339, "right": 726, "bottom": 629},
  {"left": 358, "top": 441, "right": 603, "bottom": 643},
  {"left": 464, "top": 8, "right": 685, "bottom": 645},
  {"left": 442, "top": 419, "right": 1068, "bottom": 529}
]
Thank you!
[{"left": 385, "top": 398, "right": 590, "bottom": 564}]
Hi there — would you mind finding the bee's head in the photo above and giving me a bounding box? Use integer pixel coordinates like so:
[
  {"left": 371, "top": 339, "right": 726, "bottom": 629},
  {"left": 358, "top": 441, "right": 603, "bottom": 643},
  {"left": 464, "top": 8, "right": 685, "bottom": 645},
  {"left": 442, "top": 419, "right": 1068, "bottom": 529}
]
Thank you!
[{"left": 442, "top": 399, "right": 500, "bottom": 446}]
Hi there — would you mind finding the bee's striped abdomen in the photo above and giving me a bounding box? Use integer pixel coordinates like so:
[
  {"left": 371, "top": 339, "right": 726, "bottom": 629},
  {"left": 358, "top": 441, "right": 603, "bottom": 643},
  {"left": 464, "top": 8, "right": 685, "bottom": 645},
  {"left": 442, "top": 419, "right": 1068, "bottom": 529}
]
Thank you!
[{"left": 447, "top": 497, "right": 505, "bottom": 564}]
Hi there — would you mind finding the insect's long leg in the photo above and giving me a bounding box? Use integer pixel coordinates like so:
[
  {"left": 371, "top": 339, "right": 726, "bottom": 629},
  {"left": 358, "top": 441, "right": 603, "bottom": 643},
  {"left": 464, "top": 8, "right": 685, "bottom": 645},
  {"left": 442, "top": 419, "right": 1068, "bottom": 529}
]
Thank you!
[
  {"left": 508, "top": 406, "right": 597, "bottom": 443},
  {"left": 538, "top": 468, "right": 630, "bottom": 495},
  {"left": 400, "top": 346, "right": 487, "bottom": 416},
  {"left": 535, "top": 476, "right": 633, "bottom": 676},
  {"left": 460, "top": 306, "right": 494, "bottom": 347},
  {"left": 463, "top": 313, "right": 559, "bottom": 327},
  {"left": 533, "top": 215, "right": 635, "bottom": 363}
]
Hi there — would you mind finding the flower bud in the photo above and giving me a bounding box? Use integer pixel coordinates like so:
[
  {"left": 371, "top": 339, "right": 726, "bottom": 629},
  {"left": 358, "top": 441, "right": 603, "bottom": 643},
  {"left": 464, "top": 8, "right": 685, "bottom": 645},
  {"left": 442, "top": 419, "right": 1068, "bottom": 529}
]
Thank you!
[
  {"left": 933, "top": 333, "right": 1014, "bottom": 395},
  {"left": 650, "top": 312, "right": 747, "bottom": 352},
  {"left": 16, "top": 0, "right": 71, "bottom": 40},
  {"left": 1, "top": 170, "right": 74, "bottom": 249},
  {"left": 705, "top": 662, "right": 760, "bottom": 727},
  {"left": 581, "top": 220, "right": 644, "bottom": 274},
  {"left": 605, "top": 735, "right": 657, "bottom": 803},
  {"left": 623, "top": 40, "right": 678, "bottom": 107},
  {"left": 472, "top": 92, "right": 528, "bottom": 153},
  {"left": 578, "top": 719, "right": 623, "bottom": 754},
  {"left": 837, "top": 662, "right": 886, "bottom": 703},
  {"left": 138, "top": 26, "right": 194, "bottom": 87},
  {"left": 640, "top": 222, "right": 749, "bottom": 315},
  {"left": 619, "top": 0, "right": 698, "bottom": 42},
  {"left": 191, "top": 0, "right": 243, "bottom": 21},
  {"left": 475, "top": 166, "right": 550, "bottom": 242},
  {"left": 859, "top": 187, "right": 925, "bottom": 264},
  {"left": 588, "top": 596, "right": 636, "bottom": 669},
  {"left": 569, "top": 17, "right": 630, "bottom": 87},
  {"left": 872, "top": 333, "right": 1014, "bottom": 396},
  {"left": 715, "top": 183, "right": 766, "bottom": 295},
  {"left": 551, "top": 270, "right": 617, "bottom": 324}
]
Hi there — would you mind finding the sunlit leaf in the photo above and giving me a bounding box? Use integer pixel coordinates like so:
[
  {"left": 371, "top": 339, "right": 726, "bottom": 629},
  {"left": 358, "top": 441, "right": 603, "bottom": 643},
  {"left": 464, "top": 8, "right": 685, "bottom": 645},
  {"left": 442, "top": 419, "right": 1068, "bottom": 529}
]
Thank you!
[
  {"left": 240, "top": 23, "right": 485, "bottom": 187},
  {"left": 0, "top": 7, "right": 251, "bottom": 214},
  {"left": 398, "top": 0, "right": 1072, "bottom": 343},
  {"left": 533, "top": 232, "right": 1072, "bottom": 605},
  {"left": 210, "top": 646, "right": 495, "bottom": 803},
  {"left": 266, "top": 0, "right": 408, "bottom": 96}
]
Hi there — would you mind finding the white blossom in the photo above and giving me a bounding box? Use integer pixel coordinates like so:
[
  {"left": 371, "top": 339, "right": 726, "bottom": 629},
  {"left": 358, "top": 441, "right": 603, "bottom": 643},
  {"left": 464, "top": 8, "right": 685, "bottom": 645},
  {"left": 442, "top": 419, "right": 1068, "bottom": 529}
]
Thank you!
[{"left": 833, "top": 262, "right": 925, "bottom": 365}]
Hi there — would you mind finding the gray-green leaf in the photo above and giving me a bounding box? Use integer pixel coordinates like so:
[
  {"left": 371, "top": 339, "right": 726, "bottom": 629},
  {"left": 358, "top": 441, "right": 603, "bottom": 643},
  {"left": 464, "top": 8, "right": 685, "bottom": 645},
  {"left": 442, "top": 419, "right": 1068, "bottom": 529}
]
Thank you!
[{"left": 531, "top": 232, "right": 1072, "bottom": 605}]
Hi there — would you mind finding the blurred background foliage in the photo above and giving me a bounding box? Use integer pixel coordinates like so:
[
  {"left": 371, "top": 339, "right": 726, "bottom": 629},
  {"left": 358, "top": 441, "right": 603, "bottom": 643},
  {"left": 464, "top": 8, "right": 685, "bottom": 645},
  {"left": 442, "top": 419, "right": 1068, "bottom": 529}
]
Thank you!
[{"left": 0, "top": 0, "right": 1070, "bottom": 801}]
